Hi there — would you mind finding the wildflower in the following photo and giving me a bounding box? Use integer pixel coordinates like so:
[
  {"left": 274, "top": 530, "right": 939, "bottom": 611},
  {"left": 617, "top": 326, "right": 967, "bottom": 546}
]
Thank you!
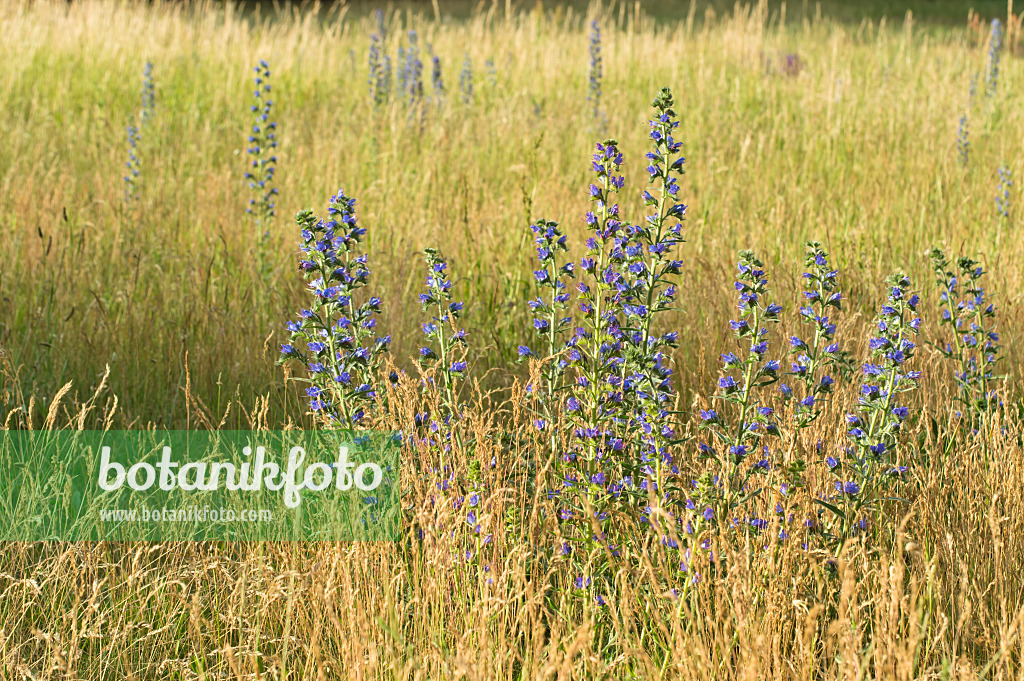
[
  {"left": 124, "top": 124, "right": 141, "bottom": 205},
  {"left": 782, "top": 242, "right": 850, "bottom": 430},
  {"left": 930, "top": 248, "right": 1003, "bottom": 431},
  {"left": 588, "top": 20, "right": 603, "bottom": 124},
  {"left": 459, "top": 54, "right": 474, "bottom": 104},
  {"left": 699, "top": 250, "right": 781, "bottom": 525},
  {"left": 245, "top": 60, "right": 278, "bottom": 246},
  {"left": 835, "top": 271, "right": 920, "bottom": 533},
  {"left": 368, "top": 32, "right": 389, "bottom": 107},
  {"left": 431, "top": 53, "right": 445, "bottom": 101},
  {"left": 279, "top": 189, "right": 389, "bottom": 427},
  {"left": 140, "top": 61, "right": 155, "bottom": 126},
  {"left": 835, "top": 481, "right": 860, "bottom": 495},
  {"left": 957, "top": 115, "right": 969, "bottom": 168},
  {"left": 996, "top": 165, "right": 1012, "bottom": 219},
  {"left": 124, "top": 61, "right": 156, "bottom": 207},
  {"left": 401, "top": 30, "right": 424, "bottom": 108},
  {"left": 986, "top": 19, "right": 1003, "bottom": 97},
  {"left": 523, "top": 219, "right": 576, "bottom": 424},
  {"left": 418, "top": 248, "right": 469, "bottom": 415}
]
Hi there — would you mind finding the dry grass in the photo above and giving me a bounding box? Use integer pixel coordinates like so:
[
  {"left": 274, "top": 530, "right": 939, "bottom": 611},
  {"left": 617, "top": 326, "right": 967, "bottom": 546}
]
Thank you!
[
  {"left": 1, "top": 368, "right": 1024, "bottom": 678},
  {"left": 1, "top": 0, "right": 1024, "bottom": 678}
]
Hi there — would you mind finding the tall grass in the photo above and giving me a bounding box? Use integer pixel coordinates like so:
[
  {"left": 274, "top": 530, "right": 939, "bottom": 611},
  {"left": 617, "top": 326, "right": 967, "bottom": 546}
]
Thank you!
[
  {"left": 1, "top": 1, "right": 1023, "bottom": 678},
  {"left": 0, "top": 0, "right": 1020, "bottom": 429}
]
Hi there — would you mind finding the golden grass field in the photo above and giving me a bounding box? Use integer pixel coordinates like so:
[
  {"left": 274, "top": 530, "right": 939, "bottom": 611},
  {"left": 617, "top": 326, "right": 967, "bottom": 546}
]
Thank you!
[{"left": 1, "top": 0, "right": 1023, "bottom": 678}]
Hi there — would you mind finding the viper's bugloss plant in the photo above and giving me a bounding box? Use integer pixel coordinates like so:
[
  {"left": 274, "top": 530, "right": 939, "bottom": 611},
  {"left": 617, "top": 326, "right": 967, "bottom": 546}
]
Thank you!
[
  {"left": 140, "top": 60, "right": 154, "bottom": 126},
  {"left": 124, "top": 61, "right": 155, "bottom": 208},
  {"left": 431, "top": 53, "right": 445, "bottom": 101},
  {"left": 996, "top": 165, "right": 1012, "bottom": 219},
  {"left": 459, "top": 55, "right": 473, "bottom": 104},
  {"left": 779, "top": 242, "right": 848, "bottom": 430},
  {"left": 564, "top": 139, "right": 627, "bottom": 456},
  {"left": 619, "top": 88, "right": 687, "bottom": 510},
  {"left": 418, "top": 248, "right": 469, "bottom": 417},
  {"left": 829, "top": 272, "right": 920, "bottom": 541},
  {"left": 931, "top": 249, "right": 1003, "bottom": 432},
  {"left": 587, "top": 20, "right": 602, "bottom": 123},
  {"left": 986, "top": 19, "right": 1002, "bottom": 97},
  {"left": 401, "top": 30, "right": 423, "bottom": 108},
  {"left": 485, "top": 58, "right": 497, "bottom": 88},
  {"left": 957, "top": 115, "right": 969, "bottom": 169},
  {"left": 124, "top": 124, "right": 141, "bottom": 206},
  {"left": 245, "top": 60, "right": 278, "bottom": 246},
  {"left": 698, "top": 250, "right": 782, "bottom": 519},
  {"left": 278, "top": 189, "right": 391, "bottom": 428},
  {"left": 520, "top": 219, "right": 574, "bottom": 411},
  {"left": 549, "top": 139, "right": 631, "bottom": 606},
  {"left": 414, "top": 248, "right": 487, "bottom": 565},
  {"left": 368, "top": 32, "right": 388, "bottom": 108}
]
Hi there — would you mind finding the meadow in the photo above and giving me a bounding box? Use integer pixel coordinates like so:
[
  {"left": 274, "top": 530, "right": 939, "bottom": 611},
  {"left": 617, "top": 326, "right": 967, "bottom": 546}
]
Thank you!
[{"left": 1, "top": 0, "right": 1024, "bottom": 678}]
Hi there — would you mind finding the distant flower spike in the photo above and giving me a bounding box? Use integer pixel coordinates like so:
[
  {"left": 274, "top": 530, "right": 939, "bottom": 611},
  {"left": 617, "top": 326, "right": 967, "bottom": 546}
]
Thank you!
[{"left": 245, "top": 60, "right": 279, "bottom": 244}]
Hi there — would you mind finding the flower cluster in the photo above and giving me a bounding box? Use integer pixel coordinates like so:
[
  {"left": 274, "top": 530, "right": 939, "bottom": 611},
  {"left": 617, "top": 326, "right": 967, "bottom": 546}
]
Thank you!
[
  {"left": 815, "top": 273, "right": 920, "bottom": 543},
  {"left": 845, "top": 273, "right": 920, "bottom": 474},
  {"left": 550, "top": 139, "right": 633, "bottom": 605},
  {"left": 279, "top": 190, "right": 391, "bottom": 427},
  {"left": 931, "top": 249, "right": 1003, "bottom": 430},
  {"left": 564, "top": 139, "right": 628, "bottom": 433},
  {"left": 956, "top": 115, "right": 968, "bottom": 169},
  {"left": 986, "top": 19, "right": 1002, "bottom": 97},
  {"left": 140, "top": 60, "right": 155, "bottom": 126},
  {"left": 996, "top": 165, "right": 1012, "bottom": 219},
  {"left": 124, "top": 124, "right": 141, "bottom": 206},
  {"left": 431, "top": 53, "right": 445, "bottom": 101},
  {"left": 519, "top": 219, "right": 574, "bottom": 408},
  {"left": 368, "top": 31, "right": 391, "bottom": 108},
  {"left": 698, "top": 251, "right": 782, "bottom": 498},
  {"left": 588, "top": 20, "right": 602, "bottom": 123},
  {"left": 779, "top": 242, "right": 847, "bottom": 429},
  {"left": 459, "top": 55, "right": 474, "bottom": 105},
  {"left": 245, "top": 60, "right": 279, "bottom": 242},
  {"left": 485, "top": 59, "right": 497, "bottom": 88},
  {"left": 124, "top": 61, "right": 155, "bottom": 207},
  {"left": 618, "top": 87, "right": 687, "bottom": 502},
  {"left": 399, "top": 30, "right": 424, "bottom": 108},
  {"left": 418, "top": 248, "right": 469, "bottom": 414}
]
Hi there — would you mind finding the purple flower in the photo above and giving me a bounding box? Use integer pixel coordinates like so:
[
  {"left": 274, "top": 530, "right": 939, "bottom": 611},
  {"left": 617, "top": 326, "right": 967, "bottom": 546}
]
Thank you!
[
  {"left": 700, "top": 409, "right": 718, "bottom": 422},
  {"left": 835, "top": 481, "right": 860, "bottom": 495}
]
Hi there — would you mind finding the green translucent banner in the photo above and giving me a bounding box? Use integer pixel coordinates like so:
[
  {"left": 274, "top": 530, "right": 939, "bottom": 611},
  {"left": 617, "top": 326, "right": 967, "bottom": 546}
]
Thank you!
[{"left": 0, "top": 430, "right": 400, "bottom": 541}]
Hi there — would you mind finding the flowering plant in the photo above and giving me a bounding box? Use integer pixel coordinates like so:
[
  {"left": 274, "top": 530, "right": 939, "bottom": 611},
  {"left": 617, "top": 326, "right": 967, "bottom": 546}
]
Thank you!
[
  {"left": 279, "top": 190, "right": 391, "bottom": 428},
  {"left": 931, "top": 249, "right": 1003, "bottom": 433}
]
